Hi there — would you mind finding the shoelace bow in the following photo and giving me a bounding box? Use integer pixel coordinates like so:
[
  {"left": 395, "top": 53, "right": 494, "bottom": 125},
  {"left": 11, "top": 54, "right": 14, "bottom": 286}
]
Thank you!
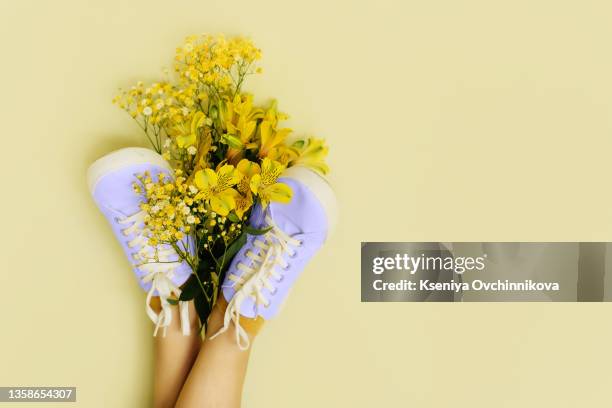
[
  {"left": 118, "top": 211, "right": 190, "bottom": 336},
  {"left": 210, "top": 215, "right": 302, "bottom": 350}
]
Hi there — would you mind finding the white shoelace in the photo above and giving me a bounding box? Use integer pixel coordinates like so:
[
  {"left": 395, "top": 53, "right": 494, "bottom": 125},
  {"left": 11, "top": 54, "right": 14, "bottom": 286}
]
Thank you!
[
  {"left": 118, "top": 211, "right": 191, "bottom": 336},
  {"left": 210, "top": 215, "right": 302, "bottom": 350}
]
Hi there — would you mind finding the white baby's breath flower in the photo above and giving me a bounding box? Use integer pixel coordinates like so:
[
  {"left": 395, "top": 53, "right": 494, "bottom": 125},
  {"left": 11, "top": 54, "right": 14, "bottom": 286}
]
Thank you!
[
  {"left": 188, "top": 185, "right": 198, "bottom": 194},
  {"left": 184, "top": 43, "right": 194, "bottom": 52},
  {"left": 181, "top": 107, "right": 190, "bottom": 116},
  {"left": 186, "top": 215, "right": 196, "bottom": 224},
  {"left": 156, "top": 101, "right": 164, "bottom": 109},
  {"left": 187, "top": 146, "right": 197, "bottom": 155},
  {"left": 182, "top": 206, "right": 191, "bottom": 215},
  {"left": 143, "top": 106, "right": 153, "bottom": 116},
  {"left": 163, "top": 138, "right": 171, "bottom": 148}
]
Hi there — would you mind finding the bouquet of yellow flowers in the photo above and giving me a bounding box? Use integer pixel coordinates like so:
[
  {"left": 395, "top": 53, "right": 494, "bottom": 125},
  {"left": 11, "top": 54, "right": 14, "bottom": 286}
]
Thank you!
[{"left": 111, "top": 34, "right": 329, "bottom": 331}]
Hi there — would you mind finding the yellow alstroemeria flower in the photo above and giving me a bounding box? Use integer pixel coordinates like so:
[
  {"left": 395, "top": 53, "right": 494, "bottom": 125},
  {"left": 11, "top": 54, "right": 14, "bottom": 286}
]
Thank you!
[
  {"left": 193, "top": 164, "right": 240, "bottom": 216},
  {"left": 222, "top": 94, "right": 263, "bottom": 163},
  {"left": 172, "top": 111, "right": 207, "bottom": 148},
  {"left": 236, "top": 159, "right": 261, "bottom": 194},
  {"left": 262, "top": 100, "right": 289, "bottom": 129},
  {"left": 233, "top": 190, "right": 254, "bottom": 219},
  {"left": 258, "top": 121, "right": 292, "bottom": 158},
  {"left": 268, "top": 144, "right": 298, "bottom": 167},
  {"left": 255, "top": 100, "right": 291, "bottom": 158},
  {"left": 233, "top": 96, "right": 260, "bottom": 139},
  {"left": 291, "top": 138, "right": 329, "bottom": 175},
  {"left": 232, "top": 159, "right": 261, "bottom": 219},
  {"left": 250, "top": 158, "right": 292, "bottom": 208}
]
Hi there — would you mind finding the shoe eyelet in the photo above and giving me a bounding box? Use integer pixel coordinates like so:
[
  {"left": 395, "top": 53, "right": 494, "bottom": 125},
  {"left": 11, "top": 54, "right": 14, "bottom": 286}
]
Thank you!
[
  {"left": 277, "top": 275, "right": 284, "bottom": 282},
  {"left": 270, "top": 288, "right": 277, "bottom": 295},
  {"left": 289, "top": 251, "right": 297, "bottom": 259},
  {"left": 264, "top": 302, "right": 271, "bottom": 309},
  {"left": 298, "top": 240, "right": 303, "bottom": 247}
]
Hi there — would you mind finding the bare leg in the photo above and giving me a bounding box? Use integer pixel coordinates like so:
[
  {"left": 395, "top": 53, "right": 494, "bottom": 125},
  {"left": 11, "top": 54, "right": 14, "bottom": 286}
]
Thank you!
[
  {"left": 175, "top": 299, "right": 256, "bottom": 408},
  {"left": 151, "top": 298, "right": 201, "bottom": 408}
]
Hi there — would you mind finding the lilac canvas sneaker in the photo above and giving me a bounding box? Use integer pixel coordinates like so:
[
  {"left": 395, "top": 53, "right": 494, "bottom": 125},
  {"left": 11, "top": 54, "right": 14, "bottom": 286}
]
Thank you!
[
  {"left": 212, "top": 166, "right": 338, "bottom": 349},
  {"left": 87, "top": 147, "right": 193, "bottom": 336}
]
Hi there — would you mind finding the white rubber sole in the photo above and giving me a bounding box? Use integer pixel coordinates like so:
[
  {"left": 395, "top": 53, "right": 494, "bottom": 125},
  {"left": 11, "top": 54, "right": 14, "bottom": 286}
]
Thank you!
[
  {"left": 282, "top": 165, "right": 338, "bottom": 239},
  {"left": 87, "top": 147, "right": 171, "bottom": 194}
]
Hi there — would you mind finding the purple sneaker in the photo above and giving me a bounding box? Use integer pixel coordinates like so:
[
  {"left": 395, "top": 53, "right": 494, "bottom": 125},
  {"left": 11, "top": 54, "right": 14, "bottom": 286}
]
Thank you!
[
  {"left": 87, "top": 147, "right": 193, "bottom": 336},
  {"left": 212, "top": 166, "right": 338, "bottom": 349}
]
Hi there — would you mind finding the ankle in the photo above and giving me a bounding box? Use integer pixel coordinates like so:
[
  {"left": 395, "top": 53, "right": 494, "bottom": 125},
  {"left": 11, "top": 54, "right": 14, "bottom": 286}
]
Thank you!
[{"left": 208, "top": 295, "right": 265, "bottom": 342}]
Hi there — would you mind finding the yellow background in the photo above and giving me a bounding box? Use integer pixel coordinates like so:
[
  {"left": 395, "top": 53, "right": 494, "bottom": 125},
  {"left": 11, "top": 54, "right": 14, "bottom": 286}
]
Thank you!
[{"left": 2, "top": 0, "right": 612, "bottom": 406}]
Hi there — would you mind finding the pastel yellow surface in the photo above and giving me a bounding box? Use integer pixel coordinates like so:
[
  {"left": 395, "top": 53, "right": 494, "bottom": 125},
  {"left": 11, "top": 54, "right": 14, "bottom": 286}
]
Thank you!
[{"left": 2, "top": 0, "right": 612, "bottom": 406}]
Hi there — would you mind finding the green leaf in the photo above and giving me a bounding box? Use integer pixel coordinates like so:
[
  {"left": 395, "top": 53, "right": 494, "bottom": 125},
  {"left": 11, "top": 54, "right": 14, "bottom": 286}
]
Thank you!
[
  {"left": 219, "top": 232, "right": 247, "bottom": 271},
  {"left": 215, "top": 143, "right": 227, "bottom": 161},
  {"left": 179, "top": 275, "right": 200, "bottom": 301},
  {"left": 227, "top": 212, "right": 240, "bottom": 223},
  {"left": 167, "top": 298, "right": 179, "bottom": 305},
  {"left": 245, "top": 225, "right": 273, "bottom": 236},
  {"left": 193, "top": 294, "right": 211, "bottom": 336}
]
